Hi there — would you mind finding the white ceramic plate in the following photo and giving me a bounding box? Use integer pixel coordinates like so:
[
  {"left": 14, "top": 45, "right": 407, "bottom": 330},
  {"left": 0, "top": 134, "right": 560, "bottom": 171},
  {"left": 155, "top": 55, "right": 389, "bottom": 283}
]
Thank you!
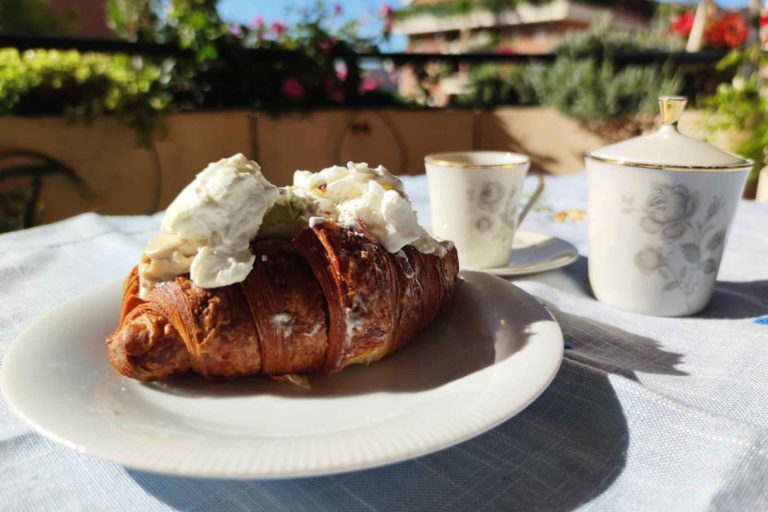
[
  {"left": 1, "top": 271, "right": 563, "bottom": 480},
  {"left": 464, "top": 230, "right": 579, "bottom": 276}
]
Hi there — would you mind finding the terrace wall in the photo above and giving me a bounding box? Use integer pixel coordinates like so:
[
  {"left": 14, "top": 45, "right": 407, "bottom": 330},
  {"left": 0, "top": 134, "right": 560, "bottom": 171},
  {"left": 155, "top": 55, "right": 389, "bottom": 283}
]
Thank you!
[{"left": 0, "top": 107, "right": 706, "bottom": 224}]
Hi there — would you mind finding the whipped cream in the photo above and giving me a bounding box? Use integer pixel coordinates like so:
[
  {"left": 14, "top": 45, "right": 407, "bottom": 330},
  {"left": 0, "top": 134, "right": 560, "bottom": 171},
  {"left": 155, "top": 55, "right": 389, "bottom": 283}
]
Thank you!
[
  {"left": 291, "top": 162, "right": 444, "bottom": 255},
  {"left": 293, "top": 162, "right": 404, "bottom": 215},
  {"left": 139, "top": 158, "right": 445, "bottom": 297},
  {"left": 139, "top": 154, "right": 279, "bottom": 298}
]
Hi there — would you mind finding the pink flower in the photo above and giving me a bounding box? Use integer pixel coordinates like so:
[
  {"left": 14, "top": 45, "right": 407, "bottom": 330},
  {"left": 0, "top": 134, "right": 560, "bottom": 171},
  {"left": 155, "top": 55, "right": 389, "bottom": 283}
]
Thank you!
[
  {"left": 670, "top": 11, "right": 694, "bottom": 37},
  {"left": 336, "top": 67, "right": 348, "bottom": 80},
  {"left": 251, "top": 15, "right": 265, "bottom": 28},
  {"left": 334, "top": 4, "right": 343, "bottom": 16},
  {"left": 323, "top": 77, "right": 345, "bottom": 103},
  {"left": 230, "top": 25, "right": 242, "bottom": 36},
  {"left": 360, "top": 77, "right": 378, "bottom": 93},
  {"left": 282, "top": 78, "right": 304, "bottom": 100},
  {"left": 271, "top": 21, "right": 286, "bottom": 37}
]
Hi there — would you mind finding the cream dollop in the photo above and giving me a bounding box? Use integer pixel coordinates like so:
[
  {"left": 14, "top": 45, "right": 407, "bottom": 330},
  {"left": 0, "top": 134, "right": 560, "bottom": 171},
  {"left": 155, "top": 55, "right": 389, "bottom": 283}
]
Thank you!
[
  {"left": 139, "top": 159, "right": 445, "bottom": 296},
  {"left": 139, "top": 153, "right": 279, "bottom": 298},
  {"left": 291, "top": 162, "right": 444, "bottom": 255}
]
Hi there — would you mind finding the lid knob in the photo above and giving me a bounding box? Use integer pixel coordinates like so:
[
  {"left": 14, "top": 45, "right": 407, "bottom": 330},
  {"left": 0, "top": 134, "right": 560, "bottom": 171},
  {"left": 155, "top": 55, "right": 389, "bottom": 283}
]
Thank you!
[{"left": 658, "top": 96, "right": 687, "bottom": 126}]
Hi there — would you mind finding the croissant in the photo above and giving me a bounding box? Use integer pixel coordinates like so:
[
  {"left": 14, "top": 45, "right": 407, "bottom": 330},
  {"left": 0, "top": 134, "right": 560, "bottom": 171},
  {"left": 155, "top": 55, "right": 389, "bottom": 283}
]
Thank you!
[{"left": 106, "top": 221, "right": 459, "bottom": 381}]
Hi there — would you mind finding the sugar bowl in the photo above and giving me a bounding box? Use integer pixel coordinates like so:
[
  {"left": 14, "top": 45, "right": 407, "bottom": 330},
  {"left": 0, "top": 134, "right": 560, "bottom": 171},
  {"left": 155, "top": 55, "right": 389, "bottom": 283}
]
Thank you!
[{"left": 586, "top": 96, "right": 752, "bottom": 316}]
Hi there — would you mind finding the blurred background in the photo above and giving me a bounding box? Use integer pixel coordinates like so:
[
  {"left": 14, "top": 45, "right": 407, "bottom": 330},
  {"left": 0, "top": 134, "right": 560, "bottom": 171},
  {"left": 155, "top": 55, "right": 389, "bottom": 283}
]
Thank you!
[{"left": 1, "top": 0, "right": 766, "bottom": 232}]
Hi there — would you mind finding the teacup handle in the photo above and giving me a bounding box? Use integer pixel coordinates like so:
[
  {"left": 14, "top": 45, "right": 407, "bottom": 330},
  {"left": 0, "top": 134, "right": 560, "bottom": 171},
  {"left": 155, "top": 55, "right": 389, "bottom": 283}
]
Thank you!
[{"left": 517, "top": 173, "right": 546, "bottom": 227}]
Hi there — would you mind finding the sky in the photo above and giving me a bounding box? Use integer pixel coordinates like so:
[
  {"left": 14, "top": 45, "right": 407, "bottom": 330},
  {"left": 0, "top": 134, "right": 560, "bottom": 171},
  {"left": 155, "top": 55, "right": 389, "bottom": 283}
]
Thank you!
[
  {"left": 218, "top": 0, "right": 407, "bottom": 49},
  {"left": 217, "top": 0, "right": 755, "bottom": 51},
  {"left": 658, "top": 0, "right": 754, "bottom": 5},
  {"left": 218, "top": 0, "right": 754, "bottom": 25},
  {"left": 218, "top": 0, "right": 403, "bottom": 24}
]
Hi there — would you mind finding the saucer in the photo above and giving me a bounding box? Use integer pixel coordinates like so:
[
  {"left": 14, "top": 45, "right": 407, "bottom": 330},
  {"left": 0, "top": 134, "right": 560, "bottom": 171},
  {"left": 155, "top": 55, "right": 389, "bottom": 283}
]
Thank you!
[{"left": 462, "top": 230, "right": 579, "bottom": 276}]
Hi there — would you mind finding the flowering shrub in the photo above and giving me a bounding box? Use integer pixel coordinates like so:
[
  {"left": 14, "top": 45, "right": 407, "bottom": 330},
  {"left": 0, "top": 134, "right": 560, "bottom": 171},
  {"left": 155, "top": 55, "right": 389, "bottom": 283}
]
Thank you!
[
  {"left": 706, "top": 14, "right": 748, "bottom": 49},
  {"left": 669, "top": 10, "right": 748, "bottom": 49},
  {"left": 702, "top": 8, "right": 767, "bottom": 188},
  {"left": 703, "top": 56, "right": 766, "bottom": 183},
  {"left": 0, "top": 1, "right": 397, "bottom": 143},
  {"left": 461, "top": 18, "right": 684, "bottom": 124},
  {"left": 0, "top": 48, "right": 174, "bottom": 145},
  {"left": 200, "top": 1, "right": 399, "bottom": 112}
]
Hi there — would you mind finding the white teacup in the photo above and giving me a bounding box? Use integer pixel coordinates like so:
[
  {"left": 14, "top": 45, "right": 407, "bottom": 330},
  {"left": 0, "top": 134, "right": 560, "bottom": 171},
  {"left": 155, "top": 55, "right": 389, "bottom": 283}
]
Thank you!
[{"left": 425, "top": 151, "right": 545, "bottom": 269}]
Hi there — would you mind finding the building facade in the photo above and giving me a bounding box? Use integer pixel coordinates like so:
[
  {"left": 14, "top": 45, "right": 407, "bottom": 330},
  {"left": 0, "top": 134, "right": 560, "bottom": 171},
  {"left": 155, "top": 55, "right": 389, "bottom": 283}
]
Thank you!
[{"left": 393, "top": 0, "right": 651, "bottom": 54}]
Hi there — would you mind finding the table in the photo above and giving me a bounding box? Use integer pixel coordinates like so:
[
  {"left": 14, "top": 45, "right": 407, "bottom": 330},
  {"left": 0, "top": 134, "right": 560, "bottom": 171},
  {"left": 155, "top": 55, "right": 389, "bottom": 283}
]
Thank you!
[{"left": 2, "top": 173, "right": 768, "bottom": 511}]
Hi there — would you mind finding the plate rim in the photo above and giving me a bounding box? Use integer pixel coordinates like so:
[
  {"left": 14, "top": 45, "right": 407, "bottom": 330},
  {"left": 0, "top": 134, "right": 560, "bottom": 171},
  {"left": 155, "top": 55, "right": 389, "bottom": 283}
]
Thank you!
[{"left": 1, "top": 272, "right": 564, "bottom": 480}]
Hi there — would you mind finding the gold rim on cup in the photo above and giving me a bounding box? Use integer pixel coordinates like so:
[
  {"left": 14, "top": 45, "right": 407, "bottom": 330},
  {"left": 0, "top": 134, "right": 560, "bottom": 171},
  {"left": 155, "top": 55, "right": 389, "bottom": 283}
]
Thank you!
[{"left": 424, "top": 151, "right": 530, "bottom": 169}]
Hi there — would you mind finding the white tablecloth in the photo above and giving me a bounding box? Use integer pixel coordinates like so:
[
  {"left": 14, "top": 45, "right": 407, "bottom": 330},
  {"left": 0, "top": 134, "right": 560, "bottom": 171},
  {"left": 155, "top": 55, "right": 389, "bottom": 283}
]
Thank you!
[{"left": 2, "top": 173, "right": 768, "bottom": 511}]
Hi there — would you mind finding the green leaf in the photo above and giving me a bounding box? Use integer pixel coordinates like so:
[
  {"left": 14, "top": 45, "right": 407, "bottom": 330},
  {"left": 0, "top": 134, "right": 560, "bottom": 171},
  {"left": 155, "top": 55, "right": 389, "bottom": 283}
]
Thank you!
[
  {"left": 664, "top": 281, "right": 680, "bottom": 291},
  {"left": 716, "top": 49, "right": 745, "bottom": 71},
  {"left": 681, "top": 243, "right": 700, "bottom": 263},
  {"left": 196, "top": 43, "right": 218, "bottom": 62},
  {"left": 706, "top": 230, "right": 725, "bottom": 251},
  {"left": 699, "top": 259, "right": 718, "bottom": 274}
]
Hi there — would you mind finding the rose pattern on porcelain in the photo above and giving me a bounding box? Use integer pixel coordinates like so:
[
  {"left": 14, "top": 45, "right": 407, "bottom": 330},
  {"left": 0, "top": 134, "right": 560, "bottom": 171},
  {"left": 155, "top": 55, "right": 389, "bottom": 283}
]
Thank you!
[
  {"left": 425, "top": 151, "right": 541, "bottom": 269},
  {"left": 622, "top": 183, "right": 726, "bottom": 308},
  {"left": 466, "top": 181, "right": 517, "bottom": 238}
]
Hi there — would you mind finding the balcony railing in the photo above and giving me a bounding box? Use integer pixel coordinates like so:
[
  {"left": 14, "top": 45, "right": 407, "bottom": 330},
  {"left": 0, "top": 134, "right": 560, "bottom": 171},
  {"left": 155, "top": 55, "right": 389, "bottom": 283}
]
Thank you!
[{"left": 0, "top": 32, "right": 732, "bottom": 69}]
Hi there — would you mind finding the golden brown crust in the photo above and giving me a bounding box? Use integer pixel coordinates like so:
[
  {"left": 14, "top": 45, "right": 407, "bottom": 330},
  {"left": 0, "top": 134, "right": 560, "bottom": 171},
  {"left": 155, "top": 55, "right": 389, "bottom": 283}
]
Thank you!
[
  {"left": 390, "top": 245, "right": 458, "bottom": 352},
  {"left": 106, "top": 305, "right": 191, "bottom": 381},
  {"left": 295, "top": 222, "right": 400, "bottom": 372},
  {"left": 151, "top": 277, "right": 262, "bottom": 378},
  {"left": 295, "top": 223, "right": 459, "bottom": 372},
  {"left": 106, "top": 223, "right": 459, "bottom": 381},
  {"left": 117, "top": 268, "right": 144, "bottom": 326},
  {"left": 243, "top": 239, "right": 328, "bottom": 375}
]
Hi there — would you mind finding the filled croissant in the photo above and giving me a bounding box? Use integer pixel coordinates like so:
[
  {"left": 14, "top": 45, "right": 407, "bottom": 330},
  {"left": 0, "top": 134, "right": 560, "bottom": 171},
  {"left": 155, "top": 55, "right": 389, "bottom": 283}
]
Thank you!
[
  {"left": 107, "top": 221, "right": 458, "bottom": 381},
  {"left": 106, "top": 155, "right": 458, "bottom": 382}
]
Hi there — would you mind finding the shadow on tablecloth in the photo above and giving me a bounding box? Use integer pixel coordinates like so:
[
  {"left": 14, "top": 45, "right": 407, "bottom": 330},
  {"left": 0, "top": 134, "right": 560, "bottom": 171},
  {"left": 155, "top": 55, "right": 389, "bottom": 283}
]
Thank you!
[
  {"left": 549, "top": 304, "right": 688, "bottom": 380},
  {"left": 524, "top": 256, "right": 768, "bottom": 321},
  {"left": 127, "top": 360, "right": 631, "bottom": 512},
  {"left": 127, "top": 261, "right": 696, "bottom": 511},
  {"left": 699, "top": 280, "right": 768, "bottom": 320}
]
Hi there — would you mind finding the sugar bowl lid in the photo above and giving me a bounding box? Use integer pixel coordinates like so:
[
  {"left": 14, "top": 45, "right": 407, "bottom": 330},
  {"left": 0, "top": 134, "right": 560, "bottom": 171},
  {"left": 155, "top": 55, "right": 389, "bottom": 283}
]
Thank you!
[{"left": 587, "top": 96, "right": 753, "bottom": 171}]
